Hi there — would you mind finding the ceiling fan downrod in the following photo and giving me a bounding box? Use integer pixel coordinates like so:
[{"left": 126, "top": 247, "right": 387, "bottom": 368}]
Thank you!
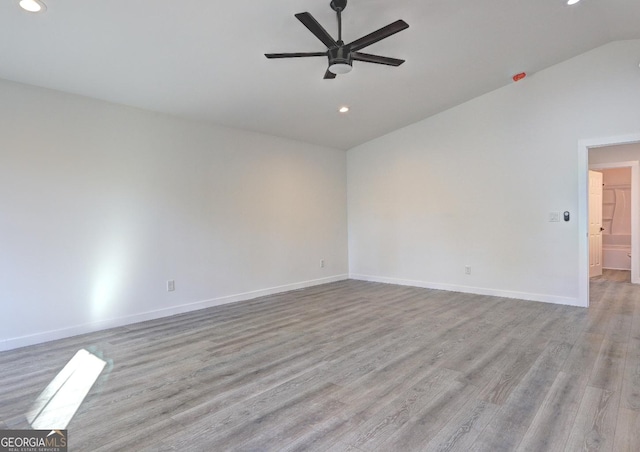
[
  {"left": 330, "top": 0, "right": 347, "bottom": 43},
  {"left": 329, "top": 0, "right": 349, "bottom": 73}
]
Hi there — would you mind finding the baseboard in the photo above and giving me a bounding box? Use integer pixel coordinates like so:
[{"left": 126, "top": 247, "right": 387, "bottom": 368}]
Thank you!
[
  {"left": 349, "top": 273, "right": 584, "bottom": 307},
  {"left": 0, "top": 274, "right": 349, "bottom": 352}
]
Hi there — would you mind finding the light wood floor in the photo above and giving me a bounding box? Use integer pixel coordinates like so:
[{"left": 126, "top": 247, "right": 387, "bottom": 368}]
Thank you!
[
  {"left": 591, "top": 269, "right": 632, "bottom": 283},
  {"left": 1, "top": 278, "right": 639, "bottom": 451}
]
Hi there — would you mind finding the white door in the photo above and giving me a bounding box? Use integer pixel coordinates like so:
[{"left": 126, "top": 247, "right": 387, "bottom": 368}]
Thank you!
[{"left": 589, "top": 170, "right": 604, "bottom": 278}]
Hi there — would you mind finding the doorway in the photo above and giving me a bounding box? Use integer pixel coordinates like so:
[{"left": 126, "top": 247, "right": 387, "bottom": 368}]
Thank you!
[
  {"left": 588, "top": 165, "right": 632, "bottom": 283},
  {"left": 578, "top": 134, "right": 640, "bottom": 307}
]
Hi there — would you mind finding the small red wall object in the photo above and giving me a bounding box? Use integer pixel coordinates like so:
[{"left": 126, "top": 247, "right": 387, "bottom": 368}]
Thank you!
[{"left": 512, "top": 72, "right": 526, "bottom": 82}]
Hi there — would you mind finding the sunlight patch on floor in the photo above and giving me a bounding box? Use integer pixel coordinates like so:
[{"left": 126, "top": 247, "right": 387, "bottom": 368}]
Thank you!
[{"left": 26, "top": 349, "right": 106, "bottom": 430}]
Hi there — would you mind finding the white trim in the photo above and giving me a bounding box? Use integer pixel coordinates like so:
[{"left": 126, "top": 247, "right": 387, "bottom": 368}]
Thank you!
[
  {"left": 0, "top": 274, "right": 349, "bottom": 352},
  {"left": 350, "top": 274, "right": 581, "bottom": 307},
  {"left": 579, "top": 134, "right": 640, "bottom": 307}
]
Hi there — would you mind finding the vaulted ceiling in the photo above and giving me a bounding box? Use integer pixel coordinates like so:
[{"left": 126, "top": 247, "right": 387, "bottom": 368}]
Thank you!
[{"left": 1, "top": 0, "right": 639, "bottom": 150}]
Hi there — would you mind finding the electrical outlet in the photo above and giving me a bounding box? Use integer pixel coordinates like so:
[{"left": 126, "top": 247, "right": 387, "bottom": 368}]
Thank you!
[
  {"left": 320, "top": 259, "right": 325, "bottom": 268},
  {"left": 167, "top": 280, "right": 175, "bottom": 292},
  {"left": 548, "top": 212, "right": 560, "bottom": 222},
  {"left": 465, "top": 266, "right": 471, "bottom": 275}
]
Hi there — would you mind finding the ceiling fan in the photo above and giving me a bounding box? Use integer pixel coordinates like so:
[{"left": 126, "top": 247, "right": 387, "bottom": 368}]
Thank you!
[{"left": 265, "top": 0, "right": 409, "bottom": 79}]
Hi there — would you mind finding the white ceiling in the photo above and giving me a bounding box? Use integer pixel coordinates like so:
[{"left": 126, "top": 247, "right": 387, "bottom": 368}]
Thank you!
[{"left": 1, "top": 0, "right": 639, "bottom": 150}]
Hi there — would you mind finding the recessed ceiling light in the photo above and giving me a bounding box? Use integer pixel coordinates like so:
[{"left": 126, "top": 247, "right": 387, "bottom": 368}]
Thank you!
[
  {"left": 338, "top": 106, "right": 350, "bottom": 113},
  {"left": 567, "top": 0, "right": 581, "bottom": 5},
  {"left": 19, "top": 0, "right": 46, "bottom": 13}
]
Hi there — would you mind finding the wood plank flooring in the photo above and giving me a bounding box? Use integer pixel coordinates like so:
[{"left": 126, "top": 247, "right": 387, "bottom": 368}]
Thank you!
[
  {"left": 1, "top": 278, "right": 639, "bottom": 451},
  {"left": 592, "top": 269, "right": 631, "bottom": 283}
]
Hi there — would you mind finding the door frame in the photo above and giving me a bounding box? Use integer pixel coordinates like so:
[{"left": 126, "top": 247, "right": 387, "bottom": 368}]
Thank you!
[{"left": 578, "top": 133, "right": 640, "bottom": 307}]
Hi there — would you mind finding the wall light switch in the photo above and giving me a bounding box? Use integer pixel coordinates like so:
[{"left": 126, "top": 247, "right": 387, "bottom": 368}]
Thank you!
[
  {"left": 167, "top": 280, "right": 175, "bottom": 292},
  {"left": 548, "top": 212, "right": 560, "bottom": 222}
]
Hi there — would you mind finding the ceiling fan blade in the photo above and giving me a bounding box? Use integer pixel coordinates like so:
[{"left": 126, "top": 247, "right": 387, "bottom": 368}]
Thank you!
[
  {"left": 352, "top": 52, "right": 405, "bottom": 66},
  {"left": 265, "top": 52, "right": 327, "bottom": 59},
  {"left": 295, "top": 12, "right": 338, "bottom": 49},
  {"left": 348, "top": 20, "right": 409, "bottom": 52},
  {"left": 323, "top": 69, "right": 337, "bottom": 79}
]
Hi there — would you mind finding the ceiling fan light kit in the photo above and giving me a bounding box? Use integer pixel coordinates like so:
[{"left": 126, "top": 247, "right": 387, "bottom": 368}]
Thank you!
[
  {"left": 328, "top": 47, "right": 352, "bottom": 74},
  {"left": 265, "top": 0, "right": 408, "bottom": 79}
]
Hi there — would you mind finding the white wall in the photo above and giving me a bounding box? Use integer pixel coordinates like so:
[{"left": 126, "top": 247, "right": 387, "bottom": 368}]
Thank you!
[
  {"left": 0, "top": 79, "right": 348, "bottom": 350},
  {"left": 348, "top": 40, "right": 640, "bottom": 306},
  {"left": 600, "top": 167, "right": 631, "bottom": 187},
  {"left": 590, "top": 143, "right": 640, "bottom": 166}
]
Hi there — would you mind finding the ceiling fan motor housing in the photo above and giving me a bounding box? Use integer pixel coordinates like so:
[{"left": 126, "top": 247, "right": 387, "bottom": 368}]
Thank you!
[{"left": 328, "top": 46, "right": 352, "bottom": 74}]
